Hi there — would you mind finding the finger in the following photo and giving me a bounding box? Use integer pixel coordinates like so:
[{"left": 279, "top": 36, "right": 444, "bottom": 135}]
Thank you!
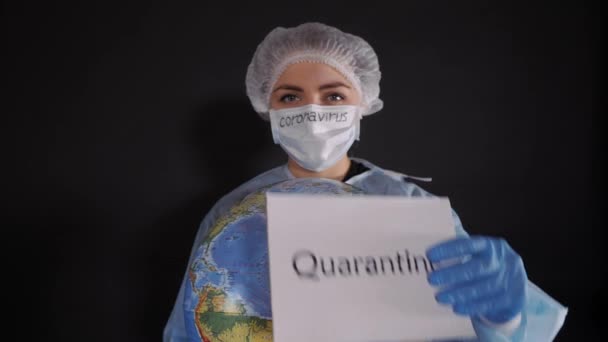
[
  {"left": 428, "top": 257, "right": 499, "bottom": 286},
  {"left": 426, "top": 237, "right": 489, "bottom": 263},
  {"left": 435, "top": 274, "right": 502, "bottom": 305}
]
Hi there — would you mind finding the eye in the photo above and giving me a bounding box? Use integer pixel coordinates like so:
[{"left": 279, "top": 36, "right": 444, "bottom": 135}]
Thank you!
[
  {"left": 327, "top": 93, "right": 345, "bottom": 102},
  {"left": 280, "top": 94, "right": 300, "bottom": 103}
]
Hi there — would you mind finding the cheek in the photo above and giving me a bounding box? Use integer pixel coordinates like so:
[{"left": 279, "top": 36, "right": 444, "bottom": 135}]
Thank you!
[
  {"left": 269, "top": 96, "right": 286, "bottom": 110},
  {"left": 345, "top": 97, "right": 360, "bottom": 105},
  {"left": 345, "top": 92, "right": 361, "bottom": 106},
  {"left": 270, "top": 99, "right": 292, "bottom": 110}
]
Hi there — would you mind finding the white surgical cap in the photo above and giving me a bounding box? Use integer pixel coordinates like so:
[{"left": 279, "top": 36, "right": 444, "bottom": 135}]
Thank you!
[{"left": 245, "top": 22, "right": 383, "bottom": 120}]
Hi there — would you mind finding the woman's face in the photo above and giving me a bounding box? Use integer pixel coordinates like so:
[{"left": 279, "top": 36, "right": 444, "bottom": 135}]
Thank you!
[{"left": 269, "top": 62, "right": 361, "bottom": 110}]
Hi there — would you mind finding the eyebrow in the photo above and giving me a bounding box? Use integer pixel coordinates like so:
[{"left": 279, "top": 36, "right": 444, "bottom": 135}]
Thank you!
[
  {"left": 319, "top": 82, "right": 351, "bottom": 90},
  {"left": 272, "top": 82, "right": 351, "bottom": 93}
]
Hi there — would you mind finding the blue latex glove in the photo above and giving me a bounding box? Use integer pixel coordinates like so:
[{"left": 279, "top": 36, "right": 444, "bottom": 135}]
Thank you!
[{"left": 426, "top": 236, "right": 527, "bottom": 323}]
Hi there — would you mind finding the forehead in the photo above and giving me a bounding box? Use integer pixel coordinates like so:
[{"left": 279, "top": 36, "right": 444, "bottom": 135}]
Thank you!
[{"left": 274, "top": 62, "right": 352, "bottom": 88}]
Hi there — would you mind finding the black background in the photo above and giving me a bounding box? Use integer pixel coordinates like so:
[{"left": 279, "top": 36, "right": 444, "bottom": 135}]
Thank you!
[{"left": 2, "top": 1, "right": 604, "bottom": 341}]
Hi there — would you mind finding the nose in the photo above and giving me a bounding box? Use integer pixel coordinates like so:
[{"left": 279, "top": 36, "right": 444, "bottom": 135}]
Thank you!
[{"left": 302, "top": 93, "right": 323, "bottom": 106}]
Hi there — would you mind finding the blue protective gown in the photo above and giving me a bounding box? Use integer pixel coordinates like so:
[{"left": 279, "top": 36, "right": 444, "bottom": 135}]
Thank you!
[{"left": 164, "top": 158, "right": 567, "bottom": 341}]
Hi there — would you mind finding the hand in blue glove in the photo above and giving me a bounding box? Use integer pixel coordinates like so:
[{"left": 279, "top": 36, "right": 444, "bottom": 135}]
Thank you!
[{"left": 426, "top": 236, "right": 527, "bottom": 323}]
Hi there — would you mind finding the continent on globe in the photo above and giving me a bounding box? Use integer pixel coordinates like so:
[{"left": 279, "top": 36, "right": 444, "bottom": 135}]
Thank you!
[{"left": 183, "top": 178, "right": 364, "bottom": 341}]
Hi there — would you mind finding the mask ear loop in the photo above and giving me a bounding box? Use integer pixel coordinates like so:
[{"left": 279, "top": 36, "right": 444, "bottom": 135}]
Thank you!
[
  {"left": 268, "top": 110, "right": 281, "bottom": 144},
  {"left": 354, "top": 106, "right": 363, "bottom": 141},
  {"left": 348, "top": 107, "right": 363, "bottom": 159}
]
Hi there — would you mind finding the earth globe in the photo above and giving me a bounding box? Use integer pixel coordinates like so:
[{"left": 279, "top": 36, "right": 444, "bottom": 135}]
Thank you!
[{"left": 183, "top": 178, "right": 364, "bottom": 341}]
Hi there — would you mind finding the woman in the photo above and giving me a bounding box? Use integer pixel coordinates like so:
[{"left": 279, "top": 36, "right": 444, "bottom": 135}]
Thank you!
[{"left": 165, "top": 22, "right": 567, "bottom": 341}]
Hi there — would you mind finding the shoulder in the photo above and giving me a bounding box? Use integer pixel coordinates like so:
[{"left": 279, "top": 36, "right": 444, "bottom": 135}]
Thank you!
[
  {"left": 189, "top": 165, "right": 290, "bottom": 251},
  {"left": 351, "top": 158, "right": 469, "bottom": 236},
  {"left": 350, "top": 158, "right": 435, "bottom": 197},
  {"left": 211, "top": 165, "right": 290, "bottom": 217}
]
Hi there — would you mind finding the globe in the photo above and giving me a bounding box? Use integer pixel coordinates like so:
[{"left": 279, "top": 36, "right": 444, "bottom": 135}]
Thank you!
[{"left": 183, "top": 178, "right": 364, "bottom": 341}]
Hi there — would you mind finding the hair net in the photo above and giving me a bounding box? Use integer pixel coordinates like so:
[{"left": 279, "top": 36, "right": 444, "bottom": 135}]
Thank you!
[{"left": 246, "top": 22, "right": 383, "bottom": 120}]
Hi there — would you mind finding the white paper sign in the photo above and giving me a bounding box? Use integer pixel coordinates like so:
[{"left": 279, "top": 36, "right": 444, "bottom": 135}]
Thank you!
[{"left": 266, "top": 193, "right": 476, "bottom": 342}]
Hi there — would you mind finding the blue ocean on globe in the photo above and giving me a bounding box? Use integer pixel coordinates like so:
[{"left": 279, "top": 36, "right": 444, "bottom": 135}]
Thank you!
[{"left": 183, "top": 178, "right": 364, "bottom": 341}]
